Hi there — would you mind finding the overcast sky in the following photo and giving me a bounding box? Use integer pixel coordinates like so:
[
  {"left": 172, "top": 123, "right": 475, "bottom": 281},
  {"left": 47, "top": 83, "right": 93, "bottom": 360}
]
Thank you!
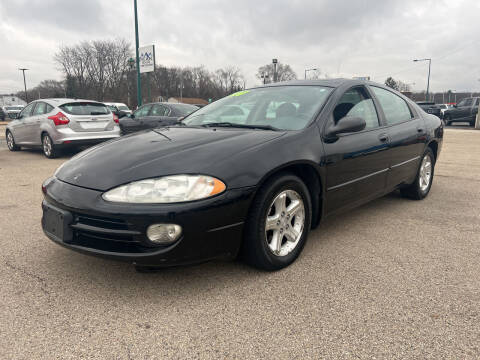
[{"left": 1, "top": 0, "right": 480, "bottom": 95}]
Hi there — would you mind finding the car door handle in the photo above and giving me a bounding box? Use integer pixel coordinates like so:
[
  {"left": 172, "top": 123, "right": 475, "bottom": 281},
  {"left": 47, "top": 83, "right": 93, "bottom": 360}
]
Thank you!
[{"left": 378, "top": 133, "right": 389, "bottom": 142}]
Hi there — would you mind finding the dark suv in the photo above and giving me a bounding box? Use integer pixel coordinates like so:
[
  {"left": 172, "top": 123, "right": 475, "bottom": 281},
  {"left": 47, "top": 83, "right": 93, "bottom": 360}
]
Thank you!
[{"left": 443, "top": 97, "right": 479, "bottom": 126}]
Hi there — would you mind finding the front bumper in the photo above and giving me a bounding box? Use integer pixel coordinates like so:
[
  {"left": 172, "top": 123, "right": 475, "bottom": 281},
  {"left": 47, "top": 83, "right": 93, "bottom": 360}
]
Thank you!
[{"left": 42, "top": 178, "right": 255, "bottom": 266}]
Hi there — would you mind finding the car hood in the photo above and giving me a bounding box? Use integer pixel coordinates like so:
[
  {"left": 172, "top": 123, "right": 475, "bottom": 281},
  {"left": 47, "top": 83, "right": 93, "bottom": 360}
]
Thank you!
[{"left": 56, "top": 127, "right": 285, "bottom": 191}]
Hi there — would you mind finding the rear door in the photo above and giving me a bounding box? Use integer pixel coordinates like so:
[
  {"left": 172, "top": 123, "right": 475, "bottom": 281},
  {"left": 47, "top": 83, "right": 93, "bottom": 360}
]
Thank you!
[
  {"left": 59, "top": 102, "right": 114, "bottom": 132},
  {"left": 323, "top": 86, "right": 391, "bottom": 214},
  {"left": 370, "top": 86, "right": 426, "bottom": 189},
  {"left": 27, "top": 102, "right": 49, "bottom": 144}
]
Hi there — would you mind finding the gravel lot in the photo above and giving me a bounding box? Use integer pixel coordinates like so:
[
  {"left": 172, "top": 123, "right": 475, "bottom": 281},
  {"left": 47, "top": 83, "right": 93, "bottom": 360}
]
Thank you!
[{"left": 0, "top": 127, "right": 479, "bottom": 359}]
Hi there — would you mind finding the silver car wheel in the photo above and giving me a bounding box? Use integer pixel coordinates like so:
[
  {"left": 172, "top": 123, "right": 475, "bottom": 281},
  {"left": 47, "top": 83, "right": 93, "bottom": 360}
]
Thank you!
[
  {"left": 265, "top": 190, "right": 305, "bottom": 257},
  {"left": 419, "top": 154, "right": 432, "bottom": 192},
  {"left": 43, "top": 135, "right": 52, "bottom": 157},
  {"left": 6, "top": 132, "right": 14, "bottom": 150}
]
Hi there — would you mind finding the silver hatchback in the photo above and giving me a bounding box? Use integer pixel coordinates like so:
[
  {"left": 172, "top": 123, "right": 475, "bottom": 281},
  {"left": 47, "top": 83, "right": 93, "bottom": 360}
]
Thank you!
[{"left": 5, "top": 99, "right": 120, "bottom": 158}]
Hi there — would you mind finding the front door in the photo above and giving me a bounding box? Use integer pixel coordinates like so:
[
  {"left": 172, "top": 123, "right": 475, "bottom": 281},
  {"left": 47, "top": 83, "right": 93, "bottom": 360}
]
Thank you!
[
  {"left": 12, "top": 102, "right": 36, "bottom": 143},
  {"left": 322, "top": 86, "right": 391, "bottom": 214}
]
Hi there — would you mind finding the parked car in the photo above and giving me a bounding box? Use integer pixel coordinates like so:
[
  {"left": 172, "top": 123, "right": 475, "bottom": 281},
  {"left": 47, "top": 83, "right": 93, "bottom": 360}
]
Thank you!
[
  {"left": 0, "top": 107, "right": 5, "bottom": 121},
  {"left": 118, "top": 102, "right": 198, "bottom": 135},
  {"left": 104, "top": 102, "right": 132, "bottom": 115},
  {"left": 2, "top": 105, "right": 24, "bottom": 119},
  {"left": 416, "top": 101, "right": 441, "bottom": 118},
  {"left": 6, "top": 99, "right": 120, "bottom": 158},
  {"left": 443, "top": 97, "right": 480, "bottom": 126},
  {"left": 41, "top": 79, "right": 442, "bottom": 271}
]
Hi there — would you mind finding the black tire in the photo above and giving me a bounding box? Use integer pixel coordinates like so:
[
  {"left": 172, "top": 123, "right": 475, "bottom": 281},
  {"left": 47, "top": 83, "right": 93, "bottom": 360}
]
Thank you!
[
  {"left": 42, "top": 133, "right": 60, "bottom": 158},
  {"left": 400, "top": 148, "right": 435, "bottom": 200},
  {"left": 6, "top": 131, "right": 20, "bottom": 151},
  {"left": 241, "top": 173, "right": 312, "bottom": 271}
]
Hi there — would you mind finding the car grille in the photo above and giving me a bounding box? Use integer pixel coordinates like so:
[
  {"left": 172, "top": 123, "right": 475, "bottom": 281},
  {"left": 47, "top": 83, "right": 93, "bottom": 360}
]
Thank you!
[{"left": 68, "top": 213, "right": 155, "bottom": 253}]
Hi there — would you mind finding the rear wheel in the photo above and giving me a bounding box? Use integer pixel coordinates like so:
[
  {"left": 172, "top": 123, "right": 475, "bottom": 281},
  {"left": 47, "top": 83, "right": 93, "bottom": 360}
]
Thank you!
[
  {"left": 42, "top": 134, "right": 60, "bottom": 158},
  {"left": 400, "top": 148, "right": 435, "bottom": 200},
  {"left": 242, "top": 173, "right": 312, "bottom": 270},
  {"left": 6, "top": 131, "right": 20, "bottom": 151}
]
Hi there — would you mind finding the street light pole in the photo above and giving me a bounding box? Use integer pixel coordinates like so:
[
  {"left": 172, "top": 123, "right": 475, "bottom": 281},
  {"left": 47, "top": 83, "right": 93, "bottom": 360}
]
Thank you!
[
  {"left": 19, "top": 68, "right": 28, "bottom": 102},
  {"left": 413, "top": 58, "right": 431, "bottom": 101},
  {"left": 134, "top": 0, "right": 142, "bottom": 107},
  {"left": 305, "top": 68, "right": 317, "bottom": 80}
]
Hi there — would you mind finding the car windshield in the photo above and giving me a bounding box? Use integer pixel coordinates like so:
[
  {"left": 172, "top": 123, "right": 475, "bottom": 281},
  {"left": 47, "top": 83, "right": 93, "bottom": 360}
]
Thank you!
[
  {"left": 60, "top": 102, "right": 110, "bottom": 115},
  {"left": 183, "top": 86, "right": 332, "bottom": 131},
  {"left": 172, "top": 104, "right": 198, "bottom": 116},
  {"left": 118, "top": 105, "right": 130, "bottom": 111}
]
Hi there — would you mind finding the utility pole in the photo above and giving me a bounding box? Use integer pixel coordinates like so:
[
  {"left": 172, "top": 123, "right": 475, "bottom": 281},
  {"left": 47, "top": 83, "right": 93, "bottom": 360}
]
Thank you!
[
  {"left": 413, "top": 58, "right": 431, "bottom": 101},
  {"left": 19, "top": 68, "right": 28, "bottom": 102},
  {"left": 134, "top": 0, "right": 142, "bottom": 107}
]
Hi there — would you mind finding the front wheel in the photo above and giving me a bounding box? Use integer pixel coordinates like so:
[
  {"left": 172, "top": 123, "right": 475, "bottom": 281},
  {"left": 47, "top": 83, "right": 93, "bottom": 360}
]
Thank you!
[
  {"left": 242, "top": 173, "right": 312, "bottom": 270},
  {"left": 400, "top": 148, "right": 435, "bottom": 200},
  {"left": 42, "top": 134, "right": 60, "bottom": 158},
  {"left": 6, "top": 131, "right": 20, "bottom": 151}
]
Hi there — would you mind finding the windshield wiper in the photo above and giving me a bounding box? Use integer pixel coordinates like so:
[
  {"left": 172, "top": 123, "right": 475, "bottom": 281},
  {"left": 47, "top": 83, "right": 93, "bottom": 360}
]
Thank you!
[{"left": 201, "top": 122, "right": 279, "bottom": 131}]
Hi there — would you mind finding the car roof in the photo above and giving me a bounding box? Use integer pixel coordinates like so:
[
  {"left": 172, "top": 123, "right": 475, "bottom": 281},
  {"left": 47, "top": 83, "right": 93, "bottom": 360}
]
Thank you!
[{"left": 32, "top": 98, "right": 105, "bottom": 106}]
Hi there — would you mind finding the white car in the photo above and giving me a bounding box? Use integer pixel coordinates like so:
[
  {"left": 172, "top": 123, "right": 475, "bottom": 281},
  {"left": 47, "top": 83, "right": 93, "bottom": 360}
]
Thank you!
[
  {"left": 104, "top": 102, "right": 132, "bottom": 115},
  {"left": 2, "top": 105, "right": 25, "bottom": 119},
  {"left": 437, "top": 104, "right": 453, "bottom": 118}
]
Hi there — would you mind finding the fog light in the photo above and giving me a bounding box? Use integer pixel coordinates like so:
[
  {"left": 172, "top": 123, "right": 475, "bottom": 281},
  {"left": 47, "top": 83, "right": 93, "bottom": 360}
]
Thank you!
[{"left": 146, "top": 224, "right": 182, "bottom": 244}]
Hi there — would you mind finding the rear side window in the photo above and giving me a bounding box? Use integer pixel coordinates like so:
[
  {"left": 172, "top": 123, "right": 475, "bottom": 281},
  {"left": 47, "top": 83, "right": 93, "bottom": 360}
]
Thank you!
[
  {"left": 371, "top": 87, "right": 412, "bottom": 125},
  {"left": 33, "top": 102, "right": 47, "bottom": 115},
  {"left": 60, "top": 102, "right": 110, "bottom": 115},
  {"left": 151, "top": 104, "right": 169, "bottom": 116}
]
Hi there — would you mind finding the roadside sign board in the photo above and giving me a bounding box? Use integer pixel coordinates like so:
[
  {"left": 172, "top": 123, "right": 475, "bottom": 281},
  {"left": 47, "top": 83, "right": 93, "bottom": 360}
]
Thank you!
[{"left": 139, "top": 45, "right": 155, "bottom": 73}]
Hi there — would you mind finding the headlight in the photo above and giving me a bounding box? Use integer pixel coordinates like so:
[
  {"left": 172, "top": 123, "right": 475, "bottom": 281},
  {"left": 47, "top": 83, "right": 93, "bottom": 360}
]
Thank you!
[{"left": 102, "top": 175, "right": 226, "bottom": 203}]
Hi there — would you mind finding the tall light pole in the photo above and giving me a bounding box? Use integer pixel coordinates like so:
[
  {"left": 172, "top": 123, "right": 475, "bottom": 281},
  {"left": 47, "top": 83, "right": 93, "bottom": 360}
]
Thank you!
[
  {"left": 413, "top": 58, "right": 431, "bottom": 101},
  {"left": 134, "top": 0, "right": 142, "bottom": 107},
  {"left": 19, "top": 68, "right": 28, "bottom": 102},
  {"left": 305, "top": 68, "right": 317, "bottom": 79}
]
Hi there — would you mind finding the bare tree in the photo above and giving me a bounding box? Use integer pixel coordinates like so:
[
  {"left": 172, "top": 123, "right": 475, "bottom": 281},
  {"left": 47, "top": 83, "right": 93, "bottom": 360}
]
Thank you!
[{"left": 256, "top": 62, "right": 297, "bottom": 83}]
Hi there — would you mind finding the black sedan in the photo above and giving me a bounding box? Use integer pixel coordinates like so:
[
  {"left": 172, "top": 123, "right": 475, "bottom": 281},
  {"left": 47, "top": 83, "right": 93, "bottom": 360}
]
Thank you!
[
  {"left": 41, "top": 79, "right": 443, "bottom": 271},
  {"left": 118, "top": 102, "right": 198, "bottom": 135}
]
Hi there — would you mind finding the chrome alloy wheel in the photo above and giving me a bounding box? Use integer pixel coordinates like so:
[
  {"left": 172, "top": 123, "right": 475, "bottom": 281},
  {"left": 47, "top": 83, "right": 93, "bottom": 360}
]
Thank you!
[
  {"left": 6, "top": 132, "right": 14, "bottom": 150},
  {"left": 43, "top": 135, "right": 52, "bottom": 157},
  {"left": 419, "top": 154, "right": 432, "bottom": 192},
  {"left": 265, "top": 190, "right": 305, "bottom": 257}
]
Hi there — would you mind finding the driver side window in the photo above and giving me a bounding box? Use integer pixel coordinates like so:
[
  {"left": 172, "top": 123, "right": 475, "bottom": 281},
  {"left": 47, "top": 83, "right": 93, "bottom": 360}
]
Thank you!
[
  {"left": 19, "top": 103, "right": 36, "bottom": 119},
  {"left": 334, "top": 87, "right": 380, "bottom": 130}
]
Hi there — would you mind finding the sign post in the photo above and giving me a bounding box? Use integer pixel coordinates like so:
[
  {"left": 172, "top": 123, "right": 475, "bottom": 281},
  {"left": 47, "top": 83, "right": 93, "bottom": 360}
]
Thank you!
[
  {"left": 139, "top": 45, "right": 155, "bottom": 103},
  {"left": 134, "top": 0, "right": 142, "bottom": 107}
]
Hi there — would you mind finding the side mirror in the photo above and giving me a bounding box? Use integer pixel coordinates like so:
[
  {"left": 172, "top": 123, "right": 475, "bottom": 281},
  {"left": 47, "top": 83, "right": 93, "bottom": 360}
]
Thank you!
[{"left": 326, "top": 116, "right": 366, "bottom": 138}]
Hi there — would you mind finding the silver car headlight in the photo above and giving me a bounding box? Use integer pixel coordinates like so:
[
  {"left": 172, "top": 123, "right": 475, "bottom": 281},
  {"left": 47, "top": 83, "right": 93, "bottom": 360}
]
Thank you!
[{"left": 102, "top": 175, "right": 226, "bottom": 203}]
